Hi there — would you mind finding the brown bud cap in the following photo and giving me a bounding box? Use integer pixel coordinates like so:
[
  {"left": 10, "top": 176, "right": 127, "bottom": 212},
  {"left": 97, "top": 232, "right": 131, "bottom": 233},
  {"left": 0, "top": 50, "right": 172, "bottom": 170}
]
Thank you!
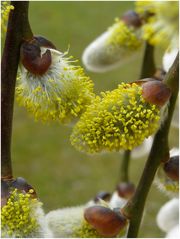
[
  {"left": 1, "top": 180, "right": 10, "bottom": 207},
  {"left": 153, "top": 68, "right": 166, "bottom": 81},
  {"left": 11, "top": 177, "right": 37, "bottom": 198},
  {"left": 116, "top": 182, "right": 135, "bottom": 199},
  {"left": 20, "top": 40, "right": 52, "bottom": 75},
  {"left": 84, "top": 205, "right": 127, "bottom": 237},
  {"left": 163, "top": 155, "right": 179, "bottom": 181},
  {"left": 121, "top": 10, "right": 142, "bottom": 28},
  {"left": 94, "top": 191, "right": 111, "bottom": 203},
  {"left": 34, "top": 35, "right": 57, "bottom": 49},
  {"left": 134, "top": 78, "right": 155, "bottom": 85},
  {"left": 142, "top": 80, "right": 171, "bottom": 107}
]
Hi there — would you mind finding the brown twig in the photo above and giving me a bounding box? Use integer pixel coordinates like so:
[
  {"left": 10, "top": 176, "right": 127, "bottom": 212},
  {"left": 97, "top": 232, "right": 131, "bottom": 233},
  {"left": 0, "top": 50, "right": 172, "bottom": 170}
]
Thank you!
[
  {"left": 120, "top": 150, "right": 131, "bottom": 182},
  {"left": 140, "top": 42, "right": 156, "bottom": 79},
  {"left": 1, "top": 1, "right": 33, "bottom": 180}
]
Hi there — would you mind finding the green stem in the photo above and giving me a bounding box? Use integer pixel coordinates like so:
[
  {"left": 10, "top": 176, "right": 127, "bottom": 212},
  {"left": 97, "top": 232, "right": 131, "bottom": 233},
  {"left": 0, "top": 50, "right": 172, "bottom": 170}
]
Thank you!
[
  {"left": 140, "top": 42, "right": 156, "bottom": 79},
  {"left": 120, "top": 150, "right": 131, "bottom": 182},
  {"left": 1, "top": 1, "right": 33, "bottom": 180},
  {"left": 164, "top": 53, "right": 179, "bottom": 92},
  {"left": 123, "top": 53, "right": 179, "bottom": 238}
]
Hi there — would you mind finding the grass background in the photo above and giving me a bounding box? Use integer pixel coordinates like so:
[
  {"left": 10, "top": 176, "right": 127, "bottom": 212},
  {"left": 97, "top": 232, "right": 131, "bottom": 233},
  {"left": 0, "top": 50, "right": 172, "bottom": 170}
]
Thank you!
[{"left": 11, "top": 1, "right": 178, "bottom": 238}]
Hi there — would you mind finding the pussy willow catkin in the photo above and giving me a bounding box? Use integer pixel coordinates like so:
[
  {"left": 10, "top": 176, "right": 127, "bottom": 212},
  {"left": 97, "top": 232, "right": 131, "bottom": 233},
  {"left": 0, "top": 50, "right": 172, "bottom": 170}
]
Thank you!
[
  {"left": 46, "top": 205, "right": 102, "bottom": 238},
  {"left": 107, "top": 18, "right": 142, "bottom": 51},
  {"left": 135, "top": 1, "right": 179, "bottom": 48},
  {"left": 82, "top": 18, "right": 142, "bottom": 73},
  {"left": 1, "top": 1, "right": 14, "bottom": 34},
  {"left": 71, "top": 83, "right": 160, "bottom": 154},
  {"left": 16, "top": 48, "right": 94, "bottom": 124},
  {"left": 1, "top": 188, "right": 52, "bottom": 238}
]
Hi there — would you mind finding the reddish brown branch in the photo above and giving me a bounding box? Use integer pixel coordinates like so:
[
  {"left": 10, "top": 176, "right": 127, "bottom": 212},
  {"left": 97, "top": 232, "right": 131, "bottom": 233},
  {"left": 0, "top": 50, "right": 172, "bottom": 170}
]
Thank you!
[{"left": 1, "top": 1, "right": 33, "bottom": 179}]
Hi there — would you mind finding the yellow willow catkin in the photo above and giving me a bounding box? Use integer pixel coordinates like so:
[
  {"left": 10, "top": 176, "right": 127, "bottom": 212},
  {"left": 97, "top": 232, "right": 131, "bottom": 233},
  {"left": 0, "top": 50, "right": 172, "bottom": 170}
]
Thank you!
[
  {"left": 71, "top": 83, "right": 160, "bottom": 154},
  {"left": 73, "top": 220, "right": 102, "bottom": 238},
  {"left": 82, "top": 17, "right": 143, "bottom": 73},
  {"left": 135, "top": 1, "right": 179, "bottom": 48},
  {"left": 1, "top": 189, "right": 41, "bottom": 238},
  {"left": 107, "top": 18, "right": 142, "bottom": 51},
  {"left": 1, "top": 1, "right": 14, "bottom": 34}
]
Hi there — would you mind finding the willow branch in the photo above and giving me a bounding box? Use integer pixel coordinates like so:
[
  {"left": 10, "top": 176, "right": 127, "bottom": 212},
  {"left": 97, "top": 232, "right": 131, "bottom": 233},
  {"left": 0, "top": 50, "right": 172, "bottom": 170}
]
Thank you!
[
  {"left": 122, "top": 53, "right": 179, "bottom": 238},
  {"left": 1, "top": 1, "right": 33, "bottom": 180},
  {"left": 120, "top": 150, "right": 131, "bottom": 182},
  {"left": 140, "top": 42, "right": 156, "bottom": 79}
]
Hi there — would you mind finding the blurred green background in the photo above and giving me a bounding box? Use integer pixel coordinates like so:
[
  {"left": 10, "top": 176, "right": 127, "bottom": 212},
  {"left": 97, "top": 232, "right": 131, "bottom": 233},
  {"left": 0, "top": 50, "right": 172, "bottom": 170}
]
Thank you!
[{"left": 11, "top": 1, "right": 178, "bottom": 238}]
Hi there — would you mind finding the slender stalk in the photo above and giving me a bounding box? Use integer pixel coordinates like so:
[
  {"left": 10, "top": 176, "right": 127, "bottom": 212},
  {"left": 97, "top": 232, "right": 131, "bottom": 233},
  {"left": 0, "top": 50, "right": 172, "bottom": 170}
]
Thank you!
[
  {"left": 122, "top": 53, "right": 179, "bottom": 238},
  {"left": 120, "top": 150, "right": 131, "bottom": 182},
  {"left": 1, "top": 1, "right": 33, "bottom": 180},
  {"left": 140, "top": 42, "right": 156, "bottom": 79}
]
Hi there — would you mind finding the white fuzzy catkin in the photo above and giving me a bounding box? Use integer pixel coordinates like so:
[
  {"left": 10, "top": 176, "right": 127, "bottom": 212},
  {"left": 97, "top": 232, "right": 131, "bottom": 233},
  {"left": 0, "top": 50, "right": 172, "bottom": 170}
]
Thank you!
[
  {"left": 109, "top": 192, "right": 127, "bottom": 209},
  {"left": 170, "top": 148, "right": 179, "bottom": 158},
  {"left": 16, "top": 47, "right": 94, "bottom": 124},
  {"left": 30, "top": 206, "right": 54, "bottom": 238},
  {"left": 82, "top": 31, "right": 131, "bottom": 73},
  {"left": 156, "top": 198, "right": 179, "bottom": 233},
  {"left": 46, "top": 205, "right": 85, "bottom": 238},
  {"left": 131, "top": 136, "right": 153, "bottom": 159},
  {"left": 166, "top": 225, "right": 180, "bottom": 238},
  {"left": 163, "top": 48, "right": 179, "bottom": 73},
  {"left": 82, "top": 20, "right": 142, "bottom": 73}
]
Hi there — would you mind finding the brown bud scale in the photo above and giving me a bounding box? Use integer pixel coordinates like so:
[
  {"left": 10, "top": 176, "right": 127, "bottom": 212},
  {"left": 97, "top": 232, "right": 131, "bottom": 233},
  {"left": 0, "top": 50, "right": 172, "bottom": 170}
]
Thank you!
[
  {"left": 20, "top": 40, "right": 52, "bottom": 75},
  {"left": 34, "top": 35, "right": 57, "bottom": 49},
  {"left": 121, "top": 10, "right": 142, "bottom": 28},
  {"left": 11, "top": 177, "right": 37, "bottom": 198},
  {"left": 142, "top": 80, "right": 171, "bottom": 107},
  {"left": 163, "top": 155, "right": 179, "bottom": 181},
  {"left": 94, "top": 191, "right": 111, "bottom": 203},
  {"left": 153, "top": 68, "right": 166, "bottom": 81},
  {"left": 116, "top": 182, "right": 135, "bottom": 199},
  {"left": 84, "top": 205, "right": 127, "bottom": 237}
]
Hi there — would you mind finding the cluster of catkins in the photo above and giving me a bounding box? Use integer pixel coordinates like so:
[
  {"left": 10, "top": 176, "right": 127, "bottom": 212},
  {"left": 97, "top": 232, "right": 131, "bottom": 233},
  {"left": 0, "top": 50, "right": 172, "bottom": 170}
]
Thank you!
[
  {"left": 45, "top": 149, "right": 179, "bottom": 238},
  {"left": 15, "top": 1, "right": 176, "bottom": 154},
  {"left": 1, "top": 0, "right": 179, "bottom": 238},
  {"left": 1, "top": 177, "right": 134, "bottom": 238},
  {"left": 1, "top": 156, "right": 179, "bottom": 238}
]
